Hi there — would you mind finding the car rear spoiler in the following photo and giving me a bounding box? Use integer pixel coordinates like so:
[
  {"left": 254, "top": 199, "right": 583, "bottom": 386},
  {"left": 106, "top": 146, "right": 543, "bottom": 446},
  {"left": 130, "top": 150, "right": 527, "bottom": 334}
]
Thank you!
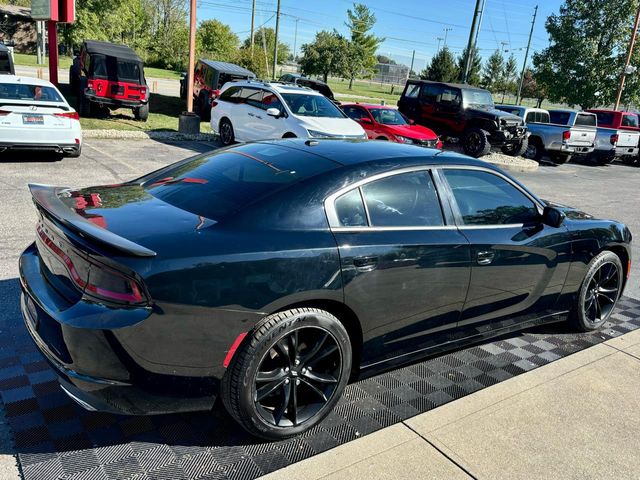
[{"left": 29, "top": 183, "right": 157, "bottom": 257}]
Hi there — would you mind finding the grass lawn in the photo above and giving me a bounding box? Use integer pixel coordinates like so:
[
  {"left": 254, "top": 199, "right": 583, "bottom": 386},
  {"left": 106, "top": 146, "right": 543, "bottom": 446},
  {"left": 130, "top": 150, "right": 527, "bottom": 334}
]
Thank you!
[
  {"left": 13, "top": 54, "right": 181, "bottom": 80},
  {"left": 328, "top": 78, "right": 402, "bottom": 104},
  {"left": 56, "top": 84, "right": 210, "bottom": 132}
]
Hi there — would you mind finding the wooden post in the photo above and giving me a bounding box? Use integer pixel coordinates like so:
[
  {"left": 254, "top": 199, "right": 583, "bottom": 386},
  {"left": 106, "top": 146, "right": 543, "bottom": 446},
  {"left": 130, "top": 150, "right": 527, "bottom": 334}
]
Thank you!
[
  {"left": 47, "top": 20, "right": 58, "bottom": 85},
  {"left": 186, "top": 0, "right": 197, "bottom": 112},
  {"left": 614, "top": 6, "right": 640, "bottom": 111}
]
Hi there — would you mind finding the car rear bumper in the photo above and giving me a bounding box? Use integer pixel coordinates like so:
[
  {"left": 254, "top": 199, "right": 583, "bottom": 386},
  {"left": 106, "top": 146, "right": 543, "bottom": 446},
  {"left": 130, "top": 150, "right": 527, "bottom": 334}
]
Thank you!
[
  {"left": 0, "top": 142, "right": 80, "bottom": 155},
  {"left": 560, "top": 144, "right": 595, "bottom": 155},
  {"left": 19, "top": 243, "right": 218, "bottom": 415},
  {"left": 84, "top": 93, "right": 147, "bottom": 108}
]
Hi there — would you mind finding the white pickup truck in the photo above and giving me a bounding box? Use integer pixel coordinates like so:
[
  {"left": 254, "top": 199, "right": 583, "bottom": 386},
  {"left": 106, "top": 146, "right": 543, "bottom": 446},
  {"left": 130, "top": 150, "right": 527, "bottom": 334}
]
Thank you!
[{"left": 496, "top": 106, "right": 596, "bottom": 164}]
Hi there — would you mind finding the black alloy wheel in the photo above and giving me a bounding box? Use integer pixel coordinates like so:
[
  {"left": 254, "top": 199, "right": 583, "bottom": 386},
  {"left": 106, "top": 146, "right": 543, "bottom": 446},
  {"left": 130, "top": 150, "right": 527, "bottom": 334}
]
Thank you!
[
  {"left": 222, "top": 308, "right": 351, "bottom": 439},
  {"left": 219, "top": 119, "right": 235, "bottom": 146},
  {"left": 254, "top": 327, "right": 342, "bottom": 428},
  {"left": 573, "top": 251, "right": 623, "bottom": 331}
]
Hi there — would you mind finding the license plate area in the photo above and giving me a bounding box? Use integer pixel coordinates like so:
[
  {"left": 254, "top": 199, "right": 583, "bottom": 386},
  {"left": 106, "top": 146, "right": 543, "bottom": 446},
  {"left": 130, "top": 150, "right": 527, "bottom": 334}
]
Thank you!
[
  {"left": 111, "top": 85, "right": 125, "bottom": 95},
  {"left": 22, "top": 114, "right": 44, "bottom": 125}
]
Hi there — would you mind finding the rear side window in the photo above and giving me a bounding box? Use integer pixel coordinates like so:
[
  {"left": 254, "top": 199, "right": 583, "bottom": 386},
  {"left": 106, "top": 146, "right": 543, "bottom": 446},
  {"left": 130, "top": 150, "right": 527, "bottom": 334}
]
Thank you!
[
  {"left": 144, "top": 144, "right": 335, "bottom": 220},
  {"left": 575, "top": 113, "right": 596, "bottom": 127},
  {"left": 241, "top": 87, "right": 263, "bottom": 108},
  {"left": 404, "top": 83, "right": 420, "bottom": 98},
  {"left": 525, "top": 111, "right": 549, "bottom": 123},
  {"left": 219, "top": 86, "right": 242, "bottom": 102},
  {"left": 443, "top": 169, "right": 538, "bottom": 226},
  {"left": 361, "top": 171, "right": 444, "bottom": 227},
  {"left": 420, "top": 84, "right": 442, "bottom": 103},
  {"left": 549, "top": 111, "right": 571, "bottom": 125},
  {"left": 335, "top": 189, "right": 367, "bottom": 227},
  {"left": 622, "top": 114, "right": 639, "bottom": 127},
  {"left": 0, "top": 52, "right": 11, "bottom": 73},
  {"left": 342, "top": 106, "right": 368, "bottom": 120}
]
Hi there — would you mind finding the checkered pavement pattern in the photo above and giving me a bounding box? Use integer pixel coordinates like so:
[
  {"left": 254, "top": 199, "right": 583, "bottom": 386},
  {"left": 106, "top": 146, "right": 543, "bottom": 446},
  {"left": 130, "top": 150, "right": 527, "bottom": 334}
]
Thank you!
[{"left": 2, "top": 281, "right": 640, "bottom": 479}]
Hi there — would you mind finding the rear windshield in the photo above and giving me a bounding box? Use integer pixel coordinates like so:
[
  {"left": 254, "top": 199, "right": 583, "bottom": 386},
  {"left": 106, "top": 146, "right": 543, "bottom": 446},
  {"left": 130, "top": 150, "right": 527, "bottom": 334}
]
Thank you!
[
  {"left": 143, "top": 144, "right": 335, "bottom": 220},
  {"left": 92, "top": 55, "right": 142, "bottom": 83},
  {"left": 622, "top": 114, "right": 639, "bottom": 128},
  {"left": 0, "top": 83, "right": 63, "bottom": 102},
  {"left": 549, "top": 111, "right": 571, "bottom": 125},
  {"left": 595, "top": 112, "right": 614, "bottom": 126},
  {"left": 575, "top": 113, "right": 596, "bottom": 127}
]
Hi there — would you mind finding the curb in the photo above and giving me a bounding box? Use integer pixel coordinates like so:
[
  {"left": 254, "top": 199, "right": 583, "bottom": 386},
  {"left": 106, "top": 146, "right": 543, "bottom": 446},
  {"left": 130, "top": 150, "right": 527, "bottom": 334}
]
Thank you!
[
  {"left": 83, "top": 130, "right": 217, "bottom": 142},
  {"left": 483, "top": 157, "right": 539, "bottom": 172}
]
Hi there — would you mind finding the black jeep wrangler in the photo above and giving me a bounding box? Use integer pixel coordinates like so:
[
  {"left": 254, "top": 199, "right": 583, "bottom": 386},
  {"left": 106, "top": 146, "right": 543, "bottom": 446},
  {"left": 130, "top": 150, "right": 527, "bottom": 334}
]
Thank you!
[
  {"left": 0, "top": 42, "right": 15, "bottom": 75},
  {"left": 70, "top": 40, "right": 150, "bottom": 121},
  {"left": 398, "top": 80, "right": 527, "bottom": 158}
]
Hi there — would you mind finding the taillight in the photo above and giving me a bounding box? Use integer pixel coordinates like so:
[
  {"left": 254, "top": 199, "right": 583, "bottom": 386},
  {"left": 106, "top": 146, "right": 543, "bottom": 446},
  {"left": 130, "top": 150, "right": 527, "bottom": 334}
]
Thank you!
[
  {"left": 0, "top": 109, "right": 10, "bottom": 116},
  {"left": 139, "top": 87, "right": 147, "bottom": 96},
  {"left": 87, "top": 79, "right": 95, "bottom": 90},
  {"left": 37, "top": 225, "right": 146, "bottom": 305},
  {"left": 562, "top": 130, "right": 571, "bottom": 141},
  {"left": 210, "top": 101, "right": 218, "bottom": 108},
  {"left": 209, "top": 89, "right": 220, "bottom": 99},
  {"left": 55, "top": 111, "right": 80, "bottom": 120},
  {"left": 610, "top": 134, "right": 619, "bottom": 145}
]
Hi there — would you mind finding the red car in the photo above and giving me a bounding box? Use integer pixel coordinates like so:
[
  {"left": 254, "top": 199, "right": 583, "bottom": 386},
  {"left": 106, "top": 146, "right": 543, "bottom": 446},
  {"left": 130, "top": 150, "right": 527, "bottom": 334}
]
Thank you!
[{"left": 342, "top": 103, "right": 442, "bottom": 148}]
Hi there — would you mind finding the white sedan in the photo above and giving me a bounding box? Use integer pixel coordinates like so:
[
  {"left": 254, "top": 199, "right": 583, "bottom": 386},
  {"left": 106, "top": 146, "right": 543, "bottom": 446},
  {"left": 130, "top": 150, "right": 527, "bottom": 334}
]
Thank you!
[{"left": 0, "top": 75, "right": 82, "bottom": 158}]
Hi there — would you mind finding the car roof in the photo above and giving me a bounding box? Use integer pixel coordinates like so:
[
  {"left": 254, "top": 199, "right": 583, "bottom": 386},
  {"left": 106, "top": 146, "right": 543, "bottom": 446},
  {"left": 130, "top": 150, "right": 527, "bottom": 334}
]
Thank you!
[
  {"left": 407, "top": 79, "right": 487, "bottom": 91},
  {"left": 225, "top": 80, "right": 321, "bottom": 95},
  {"left": 258, "top": 138, "right": 489, "bottom": 168},
  {"left": 587, "top": 109, "right": 636, "bottom": 115},
  {"left": 0, "top": 75, "right": 57, "bottom": 87},
  {"left": 342, "top": 103, "right": 395, "bottom": 110},
  {"left": 83, "top": 40, "right": 142, "bottom": 63},
  {"left": 200, "top": 60, "right": 256, "bottom": 78}
]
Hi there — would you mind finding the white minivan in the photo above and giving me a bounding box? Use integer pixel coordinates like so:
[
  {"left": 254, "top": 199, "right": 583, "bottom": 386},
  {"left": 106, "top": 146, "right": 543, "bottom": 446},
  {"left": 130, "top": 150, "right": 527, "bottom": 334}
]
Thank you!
[{"left": 210, "top": 80, "right": 366, "bottom": 145}]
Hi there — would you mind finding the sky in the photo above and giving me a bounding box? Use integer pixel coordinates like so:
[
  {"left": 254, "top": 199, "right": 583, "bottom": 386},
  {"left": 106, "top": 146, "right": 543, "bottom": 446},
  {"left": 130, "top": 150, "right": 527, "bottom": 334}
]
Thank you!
[{"left": 198, "top": 0, "right": 562, "bottom": 73}]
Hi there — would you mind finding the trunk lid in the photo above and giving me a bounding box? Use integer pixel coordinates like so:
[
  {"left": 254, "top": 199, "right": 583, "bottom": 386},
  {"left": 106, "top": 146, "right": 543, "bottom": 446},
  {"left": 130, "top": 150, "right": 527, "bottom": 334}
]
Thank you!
[
  {"left": 566, "top": 127, "right": 596, "bottom": 147},
  {"left": 0, "top": 102, "right": 75, "bottom": 130}
]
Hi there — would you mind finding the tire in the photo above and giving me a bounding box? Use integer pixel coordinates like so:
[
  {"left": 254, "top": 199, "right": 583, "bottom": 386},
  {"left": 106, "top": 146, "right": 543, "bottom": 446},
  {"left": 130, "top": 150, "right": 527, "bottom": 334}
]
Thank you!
[
  {"left": 222, "top": 308, "right": 352, "bottom": 440},
  {"left": 524, "top": 137, "right": 545, "bottom": 161},
  {"left": 219, "top": 118, "right": 235, "bottom": 146},
  {"left": 134, "top": 103, "right": 149, "bottom": 121},
  {"left": 69, "top": 67, "right": 78, "bottom": 91},
  {"left": 571, "top": 251, "right": 623, "bottom": 332},
  {"left": 622, "top": 156, "right": 637, "bottom": 166},
  {"left": 78, "top": 94, "right": 91, "bottom": 118},
  {"left": 196, "top": 94, "right": 211, "bottom": 122},
  {"left": 462, "top": 127, "right": 491, "bottom": 158},
  {"left": 501, "top": 137, "right": 529, "bottom": 157},
  {"left": 595, "top": 153, "right": 615, "bottom": 166},
  {"left": 549, "top": 152, "right": 571, "bottom": 164}
]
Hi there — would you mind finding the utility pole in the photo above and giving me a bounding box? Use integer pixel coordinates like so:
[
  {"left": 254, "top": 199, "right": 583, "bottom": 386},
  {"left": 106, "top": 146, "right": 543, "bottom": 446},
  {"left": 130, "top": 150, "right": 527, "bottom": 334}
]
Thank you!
[
  {"left": 473, "top": 0, "right": 486, "bottom": 47},
  {"left": 462, "top": 0, "right": 484, "bottom": 83},
  {"left": 272, "top": 0, "right": 281, "bottom": 80},
  {"left": 408, "top": 49, "right": 416, "bottom": 80},
  {"left": 516, "top": 5, "right": 538, "bottom": 105},
  {"left": 615, "top": 5, "right": 640, "bottom": 110},
  {"left": 293, "top": 18, "right": 299, "bottom": 61},
  {"left": 443, "top": 28, "right": 453, "bottom": 47},
  {"left": 436, "top": 37, "right": 444, "bottom": 52},
  {"left": 250, "top": 0, "right": 256, "bottom": 55},
  {"left": 186, "top": 0, "right": 196, "bottom": 112}
]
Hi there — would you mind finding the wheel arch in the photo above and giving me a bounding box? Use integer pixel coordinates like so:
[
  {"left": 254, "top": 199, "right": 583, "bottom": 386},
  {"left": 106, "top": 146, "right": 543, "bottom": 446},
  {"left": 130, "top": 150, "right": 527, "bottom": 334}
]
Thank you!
[
  {"left": 272, "top": 299, "right": 363, "bottom": 381},
  {"left": 602, "top": 244, "right": 630, "bottom": 290},
  {"left": 465, "top": 119, "right": 496, "bottom": 133}
]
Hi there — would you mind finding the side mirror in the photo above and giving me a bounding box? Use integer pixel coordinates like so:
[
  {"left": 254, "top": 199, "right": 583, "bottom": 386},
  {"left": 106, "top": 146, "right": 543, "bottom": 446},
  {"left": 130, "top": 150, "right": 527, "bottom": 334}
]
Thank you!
[
  {"left": 266, "top": 107, "right": 281, "bottom": 118},
  {"left": 542, "top": 206, "right": 565, "bottom": 228},
  {"left": 408, "top": 118, "right": 415, "bottom": 125},
  {"left": 360, "top": 117, "right": 372, "bottom": 124}
]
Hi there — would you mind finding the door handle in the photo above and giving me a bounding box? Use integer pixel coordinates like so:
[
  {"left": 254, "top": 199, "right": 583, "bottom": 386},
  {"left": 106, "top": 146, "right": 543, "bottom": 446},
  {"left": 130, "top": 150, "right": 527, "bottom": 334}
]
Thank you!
[
  {"left": 353, "top": 256, "right": 378, "bottom": 272},
  {"left": 476, "top": 250, "right": 495, "bottom": 265}
]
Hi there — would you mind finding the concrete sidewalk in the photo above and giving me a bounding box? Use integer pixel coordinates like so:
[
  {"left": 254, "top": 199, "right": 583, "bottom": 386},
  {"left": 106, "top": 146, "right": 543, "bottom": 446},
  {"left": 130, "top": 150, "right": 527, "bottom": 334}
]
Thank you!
[{"left": 261, "top": 328, "right": 640, "bottom": 480}]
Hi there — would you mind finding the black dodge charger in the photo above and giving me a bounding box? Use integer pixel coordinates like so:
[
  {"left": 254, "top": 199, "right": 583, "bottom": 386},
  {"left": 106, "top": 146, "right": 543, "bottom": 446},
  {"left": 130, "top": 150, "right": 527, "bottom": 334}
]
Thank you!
[{"left": 19, "top": 139, "right": 631, "bottom": 439}]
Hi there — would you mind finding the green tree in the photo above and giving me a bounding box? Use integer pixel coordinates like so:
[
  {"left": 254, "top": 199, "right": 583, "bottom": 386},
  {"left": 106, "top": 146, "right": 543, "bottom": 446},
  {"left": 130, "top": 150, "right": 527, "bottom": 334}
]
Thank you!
[
  {"left": 345, "top": 3, "right": 383, "bottom": 78},
  {"left": 243, "top": 27, "right": 290, "bottom": 71},
  {"left": 233, "top": 47, "right": 268, "bottom": 79},
  {"left": 498, "top": 54, "right": 518, "bottom": 102},
  {"left": 521, "top": 68, "right": 547, "bottom": 107},
  {"left": 421, "top": 47, "right": 457, "bottom": 82},
  {"left": 342, "top": 41, "right": 368, "bottom": 89},
  {"left": 457, "top": 45, "right": 482, "bottom": 85},
  {"left": 376, "top": 54, "right": 395, "bottom": 65},
  {"left": 197, "top": 20, "right": 239, "bottom": 62},
  {"left": 299, "top": 30, "right": 348, "bottom": 82},
  {"left": 482, "top": 49, "right": 505, "bottom": 91},
  {"left": 533, "top": 0, "right": 638, "bottom": 109}
]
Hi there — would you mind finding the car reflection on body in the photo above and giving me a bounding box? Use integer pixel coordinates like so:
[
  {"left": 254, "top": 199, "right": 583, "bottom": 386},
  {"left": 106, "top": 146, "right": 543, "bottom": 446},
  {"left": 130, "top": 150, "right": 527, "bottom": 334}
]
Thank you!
[{"left": 19, "top": 139, "right": 631, "bottom": 439}]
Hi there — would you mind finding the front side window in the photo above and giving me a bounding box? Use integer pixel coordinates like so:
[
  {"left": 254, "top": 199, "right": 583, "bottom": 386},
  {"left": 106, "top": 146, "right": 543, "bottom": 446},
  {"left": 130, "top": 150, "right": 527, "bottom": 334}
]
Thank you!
[
  {"left": 280, "top": 93, "right": 345, "bottom": 118},
  {"left": 420, "top": 84, "right": 442, "bottom": 103},
  {"left": 462, "top": 89, "right": 494, "bottom": 108},
  {"left": 361, "top": 171, "right": 444, "bottom": 227},
  {"left": 0, "top": 52, "right": 11, "bottom": 73},
  {"left": 261, "top": 91, "right": 284, "bottom": 112},
  {"left": 404, "top": 83, "right": 420, "bottom": 98},
  {"left": 443, "top": 169, "right": 539, "bottom": 226}
]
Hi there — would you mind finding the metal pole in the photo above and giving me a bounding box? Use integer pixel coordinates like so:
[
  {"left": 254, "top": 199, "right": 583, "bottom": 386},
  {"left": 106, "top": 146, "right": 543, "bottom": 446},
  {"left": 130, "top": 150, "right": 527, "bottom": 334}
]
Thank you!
[
  {"left": 516, "top": 5, "right": 538, "bottom": 105},
  {"left": 186, "top": 0, "right": 196, "bottom": 112},
  {"left": 47, "top": 20, "right": 58, "bottom": 85},
  {"left": 272, "top": 0, "right": 281, "bottom": 80},
  {"left": 436, "top": 37, "right": 443, "bottom": 52},
  {"left": 443, "top": 28, "right": 452, "bottom": 47},
  {"left": 293, "top": 18, "right": 299, "bottom": 60},
  {"left": 615, "top": 5, "right": 640, "bottom": 110},
  {"left": 250, "top": 0, "right": 256, "bottom": 55},
  {"left": 463, "top": 0, "right": 483, "bottom": 83},
  {"left": 473, "top": 0, "right": 486, "bottom": 47},
  {"left": 36, "top": 21, "right": 42, "bottom": 64},
  {"left": 408, "top": 49, "right": 415, "bottom": 79}
]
